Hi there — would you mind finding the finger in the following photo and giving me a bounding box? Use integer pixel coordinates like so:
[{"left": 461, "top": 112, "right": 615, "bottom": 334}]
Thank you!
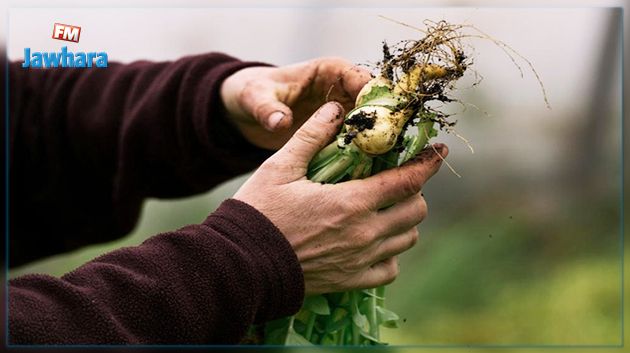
[
  {"left": 314, "top": 57, "right": 372, "bottom": 99},
  {"left": 371, "top": 228, "right": 419, "bottom": 264},
  {"left": 339, "top": 65, "right": 373, "bottom": 100},
  {"left": 348, "top": 143, "right": 449, "bottom": 209},
  {"left": 373, "top": 194, "right": 427, "bottom": 238},
  {"left": 273, "top": 102, "right": 345, "bottom": 169},
  {"left": 354, "top": 257, "right": 399, "bottom": 289},
  {"left": 239, "top": 80, "right": 295, "bottom": 131}
]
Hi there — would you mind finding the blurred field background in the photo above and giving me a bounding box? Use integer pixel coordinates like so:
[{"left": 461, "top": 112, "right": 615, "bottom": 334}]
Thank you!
[{"left": 7, "top": 1, "right": 625, "bottom": 349}]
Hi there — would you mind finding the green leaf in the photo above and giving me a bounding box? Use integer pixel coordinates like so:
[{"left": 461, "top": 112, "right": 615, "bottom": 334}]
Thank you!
[
  {"left": 308, "top": 148, "right": 341, "bottom": 174},
  {"left": 325, "top": 312, "right": 351, "bottom": 332},
  {"left": 285, "top": 327, "right": 314, "bottom": 345},
  {"left": 292, "top": 318, "right": 307, "bottom": 333},
  {"left": 357, "top": 84, "right": 394, "bottom": 107},
  {"left": 320, "top": 333, "right": 337, "bottom": 345},
  {"left": 331, "top": 307, "right": 348, "bottom": 321},
  {"left": 400, "top": 120, "right": 439, "bottom": 165},
  {"left": 361, "top": 289, "right": 385, "bottom": 300},
  {"left": 264, "top": 327, "right": 287, "bottom": 345},
  {"left": 352, "top": 312, "right": 369, "bottom": 332},
  {"left": 358, "top": 297, "right": 372, "bottom": 316},
  {"left": 263, "top": 317, "right": 291, "bottom": 344},
  {"left": 303, "top": 295, "right": 330, "bottom": 315},
  {"left": 376, "top": 306, "right": 400, "bottom": 328},
  {"left": 426, "top": 123, "right": 438, "bottom": 138},
  {"left": 324, "top": 292, "right": 346, "bottom": 306},
  {"left": 359, "top": 330, "right": 384, "bottom": 344}
]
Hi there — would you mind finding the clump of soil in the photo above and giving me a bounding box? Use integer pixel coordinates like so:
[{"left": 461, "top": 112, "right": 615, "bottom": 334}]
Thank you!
[
  {"left": 344, "top": 110, "right": 377, "bottom": 144},
  {"left": 345, "top": 110, "right": 377, "bottom": 131}
]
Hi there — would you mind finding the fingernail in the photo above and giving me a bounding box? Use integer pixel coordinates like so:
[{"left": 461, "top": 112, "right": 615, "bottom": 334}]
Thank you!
[
  {"left": 432, "top": 143, "right": 449, "bottom": 158},
  {"left": 268, "top": 111, "right": 285, "bottom": 129},
  {"left": 318, "top": 101, "right": 343, "bottom": 120}
]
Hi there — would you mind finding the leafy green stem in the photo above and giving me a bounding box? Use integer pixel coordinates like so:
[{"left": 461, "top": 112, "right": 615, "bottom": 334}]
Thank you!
[
  {"left": 367, "top": 288, "right": 379, "bottom": 341},
  {"left": 376, "top": 285, "right": 386, "bottom": 307},
  {"left": 350, "top": 290, "right": 361, "bottom": 345},
  {"left": 304, "top": 312, "right": 317, "bottom": 341}
]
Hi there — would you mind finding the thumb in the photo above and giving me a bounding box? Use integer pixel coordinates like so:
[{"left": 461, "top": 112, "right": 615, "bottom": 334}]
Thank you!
[
  {"left": 273, "top": 102, "right": 345, "bottom": 170},
  {"left": 240, "top": 81, "right": 294, "bottom": 131}
]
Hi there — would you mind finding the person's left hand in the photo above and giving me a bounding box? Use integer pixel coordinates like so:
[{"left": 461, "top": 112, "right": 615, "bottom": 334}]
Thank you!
[{"left": 220, "top": 57, "right": 372, "bottom": 150}]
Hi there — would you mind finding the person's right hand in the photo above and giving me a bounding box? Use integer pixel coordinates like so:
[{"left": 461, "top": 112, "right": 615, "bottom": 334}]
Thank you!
[{"left": 234, "top": 102, "right": 448, "bottom": 295}]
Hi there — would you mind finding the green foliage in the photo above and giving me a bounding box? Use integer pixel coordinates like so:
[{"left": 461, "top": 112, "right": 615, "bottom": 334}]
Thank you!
[
  {"left": 355, "top": 84, "right": 397, "bottom": 107},
  {"left": 303, "top": 296, "right": 330, "bottom": 315},
  {"left": 284, "top": 327, "right": 313, "bottom": 345},
  {"left": 268, "top": 288, "right": 399, "bottom": 345},
  {"left": 376, "top": 307, "right": 399, "bottom": 329},
  {"left": 380, "top": 200, "right": 622, "bottom": 345}
]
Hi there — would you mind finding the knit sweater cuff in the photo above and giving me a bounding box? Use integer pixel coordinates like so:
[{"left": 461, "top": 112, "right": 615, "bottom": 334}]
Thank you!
[
  {"left": 205, "top": 198, "right": 305, "bottom": 323},
  {"left": 195, "top": 56, "right": 275, "bottom": 173}
]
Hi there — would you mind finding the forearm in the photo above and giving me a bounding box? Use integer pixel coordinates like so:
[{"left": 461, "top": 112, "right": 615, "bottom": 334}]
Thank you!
[
  {"left": 9, "top": 199, "right": 304, "bottom": 344},
  {"left": 9, "top": 54, "right": 273, "bottom": 266}
]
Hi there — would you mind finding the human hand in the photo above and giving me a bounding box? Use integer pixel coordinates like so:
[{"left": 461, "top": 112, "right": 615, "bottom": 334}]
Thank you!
[
  {"left": 233, "top": 102, "right": 448, "bottom": 295},
  {"left": 220, "top": 57, "right": 371, "bottom": 150}
]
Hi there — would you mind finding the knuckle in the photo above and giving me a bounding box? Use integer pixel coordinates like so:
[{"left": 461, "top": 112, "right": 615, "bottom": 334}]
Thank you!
[
  {"left": 389, "top": 259, "right": 401, "bottom": 278},
  {"left": 352, "top": 229, "right": 375, "bottom": 247},
  {"left": 350, "top": 256, "right": 368, "bottom": 271},
  {"left": 322, "top": 195, "right": 363, "bottom": 230},
  {"left": 400, "top": 171, "right": 421, "bottom": 198},
  {"left": 416, "top": 196, "right": 428, "bottom": 222},
  {"left": 330, "top": 260, "right": 365, "bottom": 287},
  {"left": 337, "top": 275, "right": 362, "bottom": 292},
  {"left": 337, "top": 190, "right": 371, "bottom": 216},
  {"left": 408, "top": 228, "right": 419, "bottom": 247},
  {"left": 383, "top": 262, "right": 400, "bottom": 285},
  {"left": 323, "top": 273, "right": 350, "bottom": 293}
]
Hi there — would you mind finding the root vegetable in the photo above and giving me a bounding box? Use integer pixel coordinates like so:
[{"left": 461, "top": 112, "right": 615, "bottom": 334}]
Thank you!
[{"left": 260, "top": 18, "right": 549, "bottom": 346}]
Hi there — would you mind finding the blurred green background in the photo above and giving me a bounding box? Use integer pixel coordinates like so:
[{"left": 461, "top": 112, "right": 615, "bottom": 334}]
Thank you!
[
  {"left": 10, "top": 177, "right": 625, "bottom": 347},
  {"left": 8, "top": 4, "right": 625, "bottom": 349}
]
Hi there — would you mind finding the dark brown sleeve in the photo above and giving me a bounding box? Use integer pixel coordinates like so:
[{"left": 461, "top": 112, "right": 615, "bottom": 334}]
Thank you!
[
  {"left": 9, "top": 53, "right": 274, "bottom": 266},
  {"left": 9, "top": 199, "right": 305, "bottom": 344}
]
